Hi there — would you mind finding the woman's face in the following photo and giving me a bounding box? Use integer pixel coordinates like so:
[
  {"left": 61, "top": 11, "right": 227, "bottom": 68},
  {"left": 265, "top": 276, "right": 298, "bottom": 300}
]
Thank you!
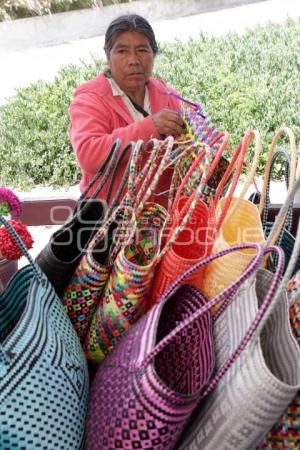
[{"left": 107, "top": 31, "right": 154, "bottom": 94}]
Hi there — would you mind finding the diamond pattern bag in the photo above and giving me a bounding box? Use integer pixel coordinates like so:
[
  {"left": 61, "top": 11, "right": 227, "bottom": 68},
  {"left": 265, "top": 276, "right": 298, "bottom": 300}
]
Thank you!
[
  {"left": 0, "top": 215, "right": 89, "bottom": 450},
  {"left": 85, "top": 241, "right": 270, "bottom": 450}
]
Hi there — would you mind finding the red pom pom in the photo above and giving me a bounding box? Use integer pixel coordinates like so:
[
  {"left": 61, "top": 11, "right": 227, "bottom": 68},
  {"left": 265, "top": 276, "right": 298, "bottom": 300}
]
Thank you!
[{"left": 0, "top": 220, "right": 34, "bottom": 260}]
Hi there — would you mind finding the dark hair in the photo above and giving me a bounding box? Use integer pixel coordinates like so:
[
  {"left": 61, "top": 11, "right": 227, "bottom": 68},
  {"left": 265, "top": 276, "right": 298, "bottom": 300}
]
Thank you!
[{"left": 104, "top": 14, "right": 159, "bottom": 56}]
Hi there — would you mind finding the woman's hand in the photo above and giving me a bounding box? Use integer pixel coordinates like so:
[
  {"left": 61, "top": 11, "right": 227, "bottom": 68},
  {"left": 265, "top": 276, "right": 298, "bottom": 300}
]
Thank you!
[{"left": 152, "top": 109, "right": 185, "bottom": 137}]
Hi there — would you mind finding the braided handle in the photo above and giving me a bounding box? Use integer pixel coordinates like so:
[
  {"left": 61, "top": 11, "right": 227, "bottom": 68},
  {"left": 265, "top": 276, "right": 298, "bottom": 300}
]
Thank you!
[
  {"left": 108, "top": 142, "right": 135, "bottom": 210},
  {"left": 215, "top": 129, "right": 262, "bottom": 232},
  {"left": 156, "top": 134, "right": 231, "bottom": 262},
  {"left": 123, "top": 139, "right": 164, "bottom": 210},
  {"left": 141, "top": 242, "right": 264, "bottom": 368},
  {"left": 172, "top": 132, "right": 229, "bottom": 216},
  {"left": 134, "top": 138, "right": 174, "bottom": 213},
  {"left": 221, "top": 129, "right": 262, "bottom": 226},
  {"left": 166, "top": 91, "right": 205, "bottom": 116},
  {"left": 262, "top": 149, "right": 293, "bottom": 232},
  {"left": 0, "top": 215, "right": 43, "bottom": 283},
  {"left": 258, "top": 127, "right": 297, "bottom": 245},
  {"left": 79, "top": 139, "right": 121, "bottom": 202}
]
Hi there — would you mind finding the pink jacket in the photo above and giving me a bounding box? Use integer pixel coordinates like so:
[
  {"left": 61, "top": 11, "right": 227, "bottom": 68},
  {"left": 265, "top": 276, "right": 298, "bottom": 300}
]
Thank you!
[{"left": 69, "top": 74, "right": 181, "bottom": 205}]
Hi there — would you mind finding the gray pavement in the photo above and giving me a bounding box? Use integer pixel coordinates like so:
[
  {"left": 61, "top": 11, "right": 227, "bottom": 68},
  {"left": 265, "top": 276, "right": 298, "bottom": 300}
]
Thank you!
[{"left": 1, "top": 0, "right": 300, "bottom": 106}]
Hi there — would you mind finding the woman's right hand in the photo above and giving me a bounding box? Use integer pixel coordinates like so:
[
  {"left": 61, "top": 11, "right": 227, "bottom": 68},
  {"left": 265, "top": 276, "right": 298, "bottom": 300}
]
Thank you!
[{"left": 152, "top": 109, "right": 185, "bottom": 137}]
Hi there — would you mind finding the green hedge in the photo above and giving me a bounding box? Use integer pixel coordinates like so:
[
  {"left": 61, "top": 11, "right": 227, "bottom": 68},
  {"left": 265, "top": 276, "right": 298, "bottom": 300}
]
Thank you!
[{"left": 0, "top": 18, "right": 299, "bottom": 189}]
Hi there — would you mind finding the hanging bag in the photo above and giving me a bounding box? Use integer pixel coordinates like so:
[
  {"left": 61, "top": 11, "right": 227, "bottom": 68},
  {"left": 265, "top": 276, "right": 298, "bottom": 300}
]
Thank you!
[
  {"left": 83, "top": 137, "right": 176, "bottom": 362},
  {"left": 61, "top": 142, "right": 135, "bottom": 342},
  {"left": 0, "top": 215, "right": 89, "bottom": 450},
  {"left": 35, "top": 139, "right": 130, "bottom": 296},
  {"left": 149, "top": 133, "right": 231, "bottom": 305}
]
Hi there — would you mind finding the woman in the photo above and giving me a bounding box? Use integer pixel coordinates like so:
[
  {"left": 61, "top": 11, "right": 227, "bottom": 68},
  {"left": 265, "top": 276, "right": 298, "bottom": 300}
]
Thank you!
[{"left": 69, "top": 14, "right": 185, "bottom": 203}]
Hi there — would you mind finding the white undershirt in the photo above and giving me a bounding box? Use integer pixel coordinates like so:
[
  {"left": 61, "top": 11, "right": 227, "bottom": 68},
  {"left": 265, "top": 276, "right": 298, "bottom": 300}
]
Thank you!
[{"left": 107, "top": 76, "right": 151, "bottom": 121}]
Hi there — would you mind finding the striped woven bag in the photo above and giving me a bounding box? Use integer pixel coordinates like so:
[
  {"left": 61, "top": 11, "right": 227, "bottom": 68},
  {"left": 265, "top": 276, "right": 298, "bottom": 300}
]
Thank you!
[
  {"left": 0, "top": 215, "right": 89, "bottom": 449},
  {"left": 256, "top": 287, "right": 300, "bottom": 449}
]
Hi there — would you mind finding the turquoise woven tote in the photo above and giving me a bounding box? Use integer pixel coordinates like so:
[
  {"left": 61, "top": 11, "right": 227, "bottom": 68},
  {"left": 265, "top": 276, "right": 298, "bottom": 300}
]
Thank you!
[{"left": 0, "top": 215, "right": 89, "bottom": 450}]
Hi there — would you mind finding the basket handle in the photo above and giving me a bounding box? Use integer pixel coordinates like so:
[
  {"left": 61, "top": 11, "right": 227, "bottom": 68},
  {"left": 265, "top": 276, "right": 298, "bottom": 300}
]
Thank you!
[
  {"left": 134, "top": 138, "right": 173, "bottom": 213},
  {"left": 259, "top": 127, "right": 297, "bottom": 213},
  {"left": 171, "top": 132, "right": 230, "bottom": 217},
  {"left": 122, "top": 138, "right": 167, "bottom": 210},
  {"left": 79, "top": 138, "right": 121, "bottom": 202},
  {"left": 0, "top": 215, "right": 43, "bottom": 284},
  {"left": 141, "top": 242, "right": 265, "bottom": 368},
  {"left": 262, "top": 149, "right": 293, "bottom": 232},
  {"left": 156, "top": 134, "right": 231, "bottom": 263},
  {"left": 259, "top": 127, "right": 297, "bottom": 245},
  {"left": 107, "top": 141, "right": 135, "bottom": 209},
  {"left": 215, "top": 129, "right": 262, "bottom": 231}
]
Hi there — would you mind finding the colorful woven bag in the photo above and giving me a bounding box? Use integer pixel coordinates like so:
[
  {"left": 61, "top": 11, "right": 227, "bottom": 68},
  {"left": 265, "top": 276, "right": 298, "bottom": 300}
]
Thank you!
[
  {"left": 83, "top": 137, "right": 182, "bottom": 363},
  {"left": 200, "top": 196, "right": 266, "bottom": 303},
  {"left": 61, "top": 142, "right": 135, "bottom": 342},
  {"left": 60, "top": 137, "right": 163, "bottom": 345},
  {"left": 0, "top": 215, "right": 89, "bottom": 449},
  {"left": 35, "top": 139, "right": 125, "bottom": 296},
  {"left": 149, "top": 139, "right": 229, "bottom": 305},
  {"left": 84, "top": 201, "right": 168, "bottom": 363},
  {"left": 85, "top": 277, "right": 216, "bottom": 449},
  {"left": 62, "top": 204, "right": 135, "bottom": 343}
]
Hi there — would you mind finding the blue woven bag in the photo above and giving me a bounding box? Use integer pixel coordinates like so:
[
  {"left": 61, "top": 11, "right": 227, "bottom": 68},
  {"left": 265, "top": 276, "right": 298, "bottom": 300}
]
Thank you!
[{"left": 0, "top": 215, "right": 89, "bottom": 450}]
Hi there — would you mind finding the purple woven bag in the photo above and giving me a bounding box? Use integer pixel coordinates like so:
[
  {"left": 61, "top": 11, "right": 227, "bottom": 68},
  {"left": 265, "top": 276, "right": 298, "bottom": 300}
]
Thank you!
[{"left": 85, "top": 242, "right": 267, "bottom": 450}]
